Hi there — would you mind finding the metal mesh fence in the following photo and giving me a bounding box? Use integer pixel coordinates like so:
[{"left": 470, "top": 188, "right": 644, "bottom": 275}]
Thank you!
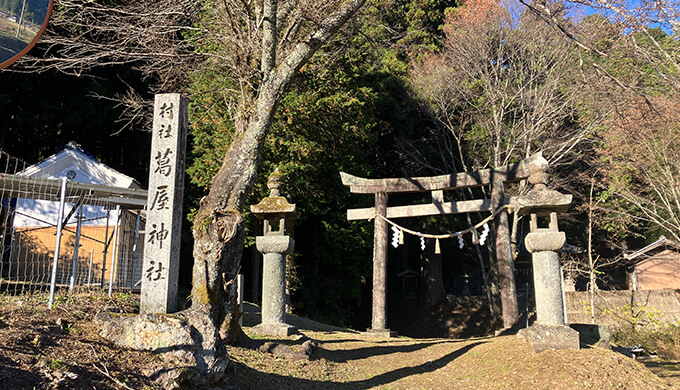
[
  {"left": 0, "top": 150, "right": 28, "bottom": 175},
  {"left": 0, "top": 153, "right": 147, "bottom": 299}
]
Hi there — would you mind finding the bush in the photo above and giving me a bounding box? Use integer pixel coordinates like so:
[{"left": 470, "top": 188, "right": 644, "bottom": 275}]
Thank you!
[
  {"left": 612, "top": 322, "right": 680, "bottom": 359},
  {"left": 602, "top": 302, "right": 661, "bottom": 333}
]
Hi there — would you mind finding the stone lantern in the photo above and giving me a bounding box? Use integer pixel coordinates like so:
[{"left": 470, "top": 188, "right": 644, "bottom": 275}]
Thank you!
[
  {"left": 250, "top": 168, "right": 299, "bottom": 337},
  {"left": 517, "top": 153, "right": 579, "bottom": 352}
]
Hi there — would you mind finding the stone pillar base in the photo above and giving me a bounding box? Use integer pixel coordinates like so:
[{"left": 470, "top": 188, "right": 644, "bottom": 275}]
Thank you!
[
  {"left": 362, "top": 328, "right": 398, "bottom": 338},
  {"left": 252, "top": 323, "right": 298, "bottom": 338},
  {"left": 518, "top": 324, "right": 579, "bottom": 353}
]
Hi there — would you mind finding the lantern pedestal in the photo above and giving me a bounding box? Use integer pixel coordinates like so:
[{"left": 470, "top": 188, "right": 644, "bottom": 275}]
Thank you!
[
  {"left": 516, "top": 154, "right": 579, "bottom": 352},
  {"left": 250, "top": 169, "right": 299, "bottom": 337}
]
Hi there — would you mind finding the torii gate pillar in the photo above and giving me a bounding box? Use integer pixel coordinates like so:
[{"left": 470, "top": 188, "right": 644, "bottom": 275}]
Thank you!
[{"left": 367, "top": 192, "right": 396, "bottom": 337}]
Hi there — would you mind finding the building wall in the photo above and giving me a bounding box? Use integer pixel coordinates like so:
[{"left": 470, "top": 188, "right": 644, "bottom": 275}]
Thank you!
[
  {"left": 5, "top": 210, "right": 144, "bottom": 288},
  {"left": 636, "top": 250, "right": 680, "bottom": 290},
  {"left": 11, "top": 225, "right": 116, "bottom": 282}
]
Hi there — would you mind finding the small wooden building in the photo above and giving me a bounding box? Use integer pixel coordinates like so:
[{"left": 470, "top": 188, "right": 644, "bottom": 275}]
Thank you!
[
  {"left": 6, "top": 142, "right": 145, "bottom": 287},
  {"left": 624, "top": 236, "right": 680, "bottom": 290}
]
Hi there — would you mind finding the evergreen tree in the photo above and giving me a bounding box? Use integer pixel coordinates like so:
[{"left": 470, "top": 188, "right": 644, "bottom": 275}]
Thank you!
[{"left": 187, "top": 0, "right": 456, "bottom": 326}]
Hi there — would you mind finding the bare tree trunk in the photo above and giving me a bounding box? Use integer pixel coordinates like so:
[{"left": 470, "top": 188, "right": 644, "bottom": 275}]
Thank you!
[
  {"left": 492, "top": 181, "right": 519, "bottom": 329},
  {"left": 191, "top": 130, "right": 263, "bottom": 339},
  {"left": 588, "top": 179, "right": 596, "bottom": 324},
  {"left": 190, "top": 0, "right": 367, "bottom": 343}
]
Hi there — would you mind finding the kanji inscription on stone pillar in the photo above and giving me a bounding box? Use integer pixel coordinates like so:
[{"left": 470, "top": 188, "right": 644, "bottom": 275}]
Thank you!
[{"left": 140, "top": 94, "right": 187, "bottom": 313}]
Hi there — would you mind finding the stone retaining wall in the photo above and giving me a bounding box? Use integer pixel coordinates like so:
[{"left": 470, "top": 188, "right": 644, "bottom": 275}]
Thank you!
[{"left": 565, "top": 289, "right": 680, "bottom": 327}]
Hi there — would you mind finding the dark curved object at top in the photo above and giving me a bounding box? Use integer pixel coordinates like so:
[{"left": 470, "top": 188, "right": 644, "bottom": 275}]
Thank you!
[{"left": 0, "top": 0, "right": 53, "bottom": 70}]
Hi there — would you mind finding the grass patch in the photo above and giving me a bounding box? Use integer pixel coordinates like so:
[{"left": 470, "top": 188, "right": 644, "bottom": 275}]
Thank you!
[{"left": 612, "top": 322, "right": 680, "bottom": 359}]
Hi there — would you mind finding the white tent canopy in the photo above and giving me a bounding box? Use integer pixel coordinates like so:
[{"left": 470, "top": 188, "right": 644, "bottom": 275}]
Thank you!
[{"left": 13, "top": 141, "right": 144, "bottom": 228}]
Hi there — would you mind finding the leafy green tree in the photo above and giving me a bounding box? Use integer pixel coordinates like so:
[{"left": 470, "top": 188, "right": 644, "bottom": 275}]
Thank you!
[
  {"left": 186, "top": 58, "right": 382, "bottom": 324},
  {"left": 187, "top": 0, "right": 456, "bottom": 326}
]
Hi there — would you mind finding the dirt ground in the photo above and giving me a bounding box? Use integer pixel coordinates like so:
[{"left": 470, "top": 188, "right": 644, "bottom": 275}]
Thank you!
[
  {"left": 0, "top": 293, "right": 161, "bottom": 390},
  {"left": 1, "top": 292, "right": 679, "bottom": 389}
]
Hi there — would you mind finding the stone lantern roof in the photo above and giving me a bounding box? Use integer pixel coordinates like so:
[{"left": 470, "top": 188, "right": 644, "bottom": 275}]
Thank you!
[
  {"left": 516, "top": 153, "right": 572, "bottom": 216},
  {"left": 250, "top": 168, "right": 298, "bottom": 220},
  {"left": 517, "top": 189, "right": 572, "bottom": 216}
]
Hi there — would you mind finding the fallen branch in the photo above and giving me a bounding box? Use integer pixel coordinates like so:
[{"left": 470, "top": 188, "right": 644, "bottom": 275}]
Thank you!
[{"left": 87, "top": 344, "right": 134, "bottom": 390}]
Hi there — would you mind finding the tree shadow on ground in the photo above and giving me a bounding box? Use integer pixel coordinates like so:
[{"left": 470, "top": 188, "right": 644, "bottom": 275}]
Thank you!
[
  {"left": 243, "top": 302, "right": 357, "bottom": 334},
  {"left": 319, "top": 339, "right": 467, "bottom": 363},
  {"left": 638, "top": 358, "right": 680, "bottom": 381},
  {"left": 226, "top": 341, "right": 483, "bottom": 389},
  {"left": 0, "top": 355, "right": 45, "bottom": 389}
]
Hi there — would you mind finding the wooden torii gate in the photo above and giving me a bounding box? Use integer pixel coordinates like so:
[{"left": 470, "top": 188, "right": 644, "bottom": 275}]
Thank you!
[{"left": 341, "top": 154, "right": 540, "bottom": 336}]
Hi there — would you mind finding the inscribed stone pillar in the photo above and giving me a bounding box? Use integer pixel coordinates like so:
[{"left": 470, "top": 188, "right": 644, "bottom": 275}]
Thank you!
[{"left": 140, "top": 94, "right": 187, "bottom": 314}]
